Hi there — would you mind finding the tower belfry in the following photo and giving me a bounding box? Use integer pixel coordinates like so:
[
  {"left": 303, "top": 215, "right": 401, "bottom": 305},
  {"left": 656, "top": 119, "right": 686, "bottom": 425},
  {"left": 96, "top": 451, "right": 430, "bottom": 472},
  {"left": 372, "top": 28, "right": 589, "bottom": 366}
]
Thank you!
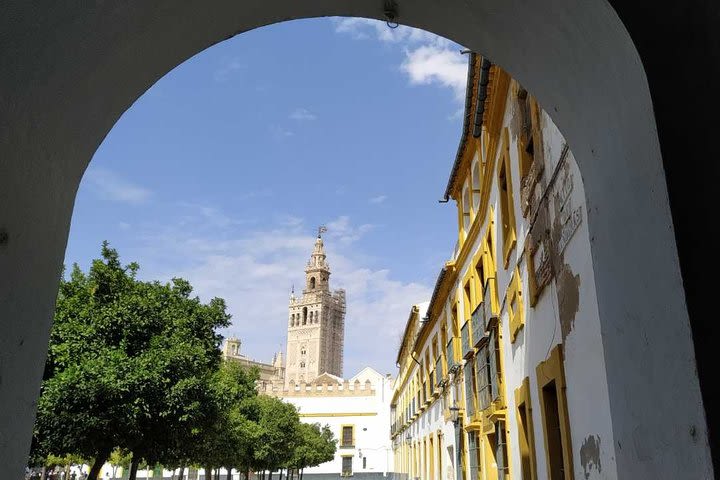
[{"left": 285, "top": 228, "right": 346, "bottom": 385}]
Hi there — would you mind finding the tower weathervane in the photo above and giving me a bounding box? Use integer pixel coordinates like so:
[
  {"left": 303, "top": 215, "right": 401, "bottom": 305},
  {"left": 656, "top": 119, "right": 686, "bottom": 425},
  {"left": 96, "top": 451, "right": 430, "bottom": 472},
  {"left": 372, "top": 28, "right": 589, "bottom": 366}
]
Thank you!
[{"left": 317, "top": 225, "right": 327, "bottom": 238}]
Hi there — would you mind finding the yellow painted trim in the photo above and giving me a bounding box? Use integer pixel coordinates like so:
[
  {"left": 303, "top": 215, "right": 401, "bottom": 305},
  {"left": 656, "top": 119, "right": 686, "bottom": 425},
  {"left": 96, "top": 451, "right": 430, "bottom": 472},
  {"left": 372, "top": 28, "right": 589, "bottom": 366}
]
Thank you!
[
  {"left": 299, "top": 412, "right": 377, "bottom": 418},
  {"left": 498, "top": 128, "right": 517, "bottom": 269},
  {"left": 507, "top": 268, "right": 525, "bottom": 343},
  {"left": 515, "top": 377, "right": 538, "bottom": 480},
  {"left": 340, "top": 423, "right": 356, "bottom": 448},
  {"left": 536, "top": 345, "right": 574, "bottom": 480}
]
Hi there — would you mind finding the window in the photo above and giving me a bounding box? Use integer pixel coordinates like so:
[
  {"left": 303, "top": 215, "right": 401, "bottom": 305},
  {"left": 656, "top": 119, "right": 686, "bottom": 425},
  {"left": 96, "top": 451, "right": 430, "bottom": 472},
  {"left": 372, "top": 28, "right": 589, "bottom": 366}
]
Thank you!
[
  {"left": 462, "top": 184, "right": 472, "bottom": 232},
  {"left": 517, "top": 87, "right": 534, "bottom": 181},
  {"left": 301, "top": 347, "right": 306, "bottom": 355},
  {"left": 300, "top": 361, "right": 305, "bottom": 368},
  {"left": 341, "top": 425, "right": 355, "bottom": 448},
  {"left": 489, "top": 420, "right": 509, "bottom": 480},
  {"left": 464, "top": 359, "right": 476, "bottom": 417},
  {"left": 363, "top": 457, "right": 367, "bottom": 469},
  {"left": 468, "top": 431, "right": 481, "bottom": 480},
  {"left": 472, "top": 153, "right": 482, "bottom": 211},
  {"left": 310, "top": 277, "right": 316, "bottom": 289},
  {"left": 342, "top": 456, "right": 353, "bottom": 477},
  {"left": 464, "top": 280, "right": 473, "bottom": 323},
  {"left": 515, "top": 378, "right": 538, "bottom": 480},
  {"left": 475, "top": 326, "right": 502, "bottom": 411},
  {"left": 303, "top": 307, "right": 307, "bottom": 325},
  {"left": 497, "top": 130, "right": 516, "bottom": 268},
  {"left": 516, "top": 85, "right": 545, "bottom": 218},
  {"left": 537, "top": 345, "right": 573, "bottom": 480},
  {"left": 459, "top": 428, "right": 468, "bottom": 480},
  {"left": 507, "top": 269, "right": 525, "bottom": 343}
]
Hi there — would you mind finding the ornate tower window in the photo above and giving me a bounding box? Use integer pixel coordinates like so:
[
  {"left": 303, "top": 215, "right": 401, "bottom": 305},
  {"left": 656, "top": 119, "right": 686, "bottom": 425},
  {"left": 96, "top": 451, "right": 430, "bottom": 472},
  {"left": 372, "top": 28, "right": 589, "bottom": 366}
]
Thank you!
[{"left": 285, "top": 227, "right": 346, "bottom": 386}]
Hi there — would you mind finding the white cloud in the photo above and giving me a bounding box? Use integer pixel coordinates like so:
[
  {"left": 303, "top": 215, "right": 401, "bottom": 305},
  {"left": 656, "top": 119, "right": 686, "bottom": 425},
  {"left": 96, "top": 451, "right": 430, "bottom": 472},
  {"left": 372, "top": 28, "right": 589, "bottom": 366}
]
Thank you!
[
  {"left": 84, "top": 168, "right": 152, "bottom": 205},
  {"left": 333, "top": 18, "right": 440, "bottom": 45},
  {"left": 270, "top": 125, "right": 294, "bottom": 140},
  {"left": 369, "top": 195, "right": 388, "bottom": 204},
  {"left": 332, "top": 17, "right": 468, "bottom": 103},
  {"left": 289, "top": 108, "right": 317, "bottom": 121},
  {"left": 213, "top": 57, "right": 244, "bottom": 82},
  {"left": 401, "top": 45, "right": 468, "bottom": 101},
  {"left": 326, "top": 216, "right": 375, "bottom": 244},
  {"left": 131, "top": 211, "right": 428, "bottom": 375}
]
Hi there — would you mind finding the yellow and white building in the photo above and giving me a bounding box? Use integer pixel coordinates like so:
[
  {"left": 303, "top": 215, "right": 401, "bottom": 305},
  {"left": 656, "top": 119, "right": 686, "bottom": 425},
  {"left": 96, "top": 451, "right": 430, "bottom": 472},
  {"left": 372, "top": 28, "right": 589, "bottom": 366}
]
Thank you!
[{"left": 391, "top": 53, "right": 616, "bottom": 480}]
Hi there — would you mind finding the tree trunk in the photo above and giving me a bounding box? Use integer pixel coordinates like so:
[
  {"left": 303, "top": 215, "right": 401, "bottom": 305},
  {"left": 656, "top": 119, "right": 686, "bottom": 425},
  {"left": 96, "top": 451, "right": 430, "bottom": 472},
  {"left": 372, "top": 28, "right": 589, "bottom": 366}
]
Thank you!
[
  {"left": 65, "top": 464, "right": 71, "bottom": 480},
  {"left": 299, "top": 468, "right": 303, "bottom": 480},
  {"left": 225, "top": 467, "right": 232, "bottom": 480},
  {"left": 178, "top": 466, "right": 185, "bottom": 480},
  {"left": 40, "top": 467, "right": 47, "bottom": 480},
  {"left": 205, "top": 466, "right": 213, "bottom": 480},
  {"left": 88, "top": 448, "right": 111, "bottom": 480},
  {"left": 128, "top": 458, "right": 140, "bottom": 480}
]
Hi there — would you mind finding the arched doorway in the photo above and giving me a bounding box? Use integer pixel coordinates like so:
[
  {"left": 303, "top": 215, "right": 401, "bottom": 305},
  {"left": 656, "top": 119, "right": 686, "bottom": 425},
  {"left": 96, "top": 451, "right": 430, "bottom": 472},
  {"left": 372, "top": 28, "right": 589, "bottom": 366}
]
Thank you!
[{"left": 0, "top": 1, "right": 716, "bottom": 478}]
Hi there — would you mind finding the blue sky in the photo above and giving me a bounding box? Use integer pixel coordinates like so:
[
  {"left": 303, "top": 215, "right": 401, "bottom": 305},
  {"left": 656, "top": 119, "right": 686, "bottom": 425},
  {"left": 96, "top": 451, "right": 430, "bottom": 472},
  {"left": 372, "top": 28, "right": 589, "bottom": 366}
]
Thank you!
[{"left": 64, "top": 18, "right": 468, "bottom": 376}]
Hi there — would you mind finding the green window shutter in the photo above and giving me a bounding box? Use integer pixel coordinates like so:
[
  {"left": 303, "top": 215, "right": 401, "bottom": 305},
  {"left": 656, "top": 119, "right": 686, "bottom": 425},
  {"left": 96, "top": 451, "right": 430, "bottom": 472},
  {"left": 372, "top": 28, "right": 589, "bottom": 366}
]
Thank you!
[
  {"left": 464, "top": 359, "right": 475, "bottom": 417},
  {"left": 489, "top": 329, "right": 500, "bottom": 402}
]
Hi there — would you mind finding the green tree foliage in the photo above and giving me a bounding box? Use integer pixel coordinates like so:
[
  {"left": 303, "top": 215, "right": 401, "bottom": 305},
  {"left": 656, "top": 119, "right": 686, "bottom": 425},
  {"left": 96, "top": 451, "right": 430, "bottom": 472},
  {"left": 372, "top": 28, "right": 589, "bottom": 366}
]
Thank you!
[
  {"left": 244, "top": 395, "right": 302, "bottom": 473},
  {"left": 32, "top": 242, "right": 339, "bottom": 480},
  {"left": 290, "top": 423, "right": 337, "bottom": 472},
  {"left": 188, "top": 361, "right": 260, "bottom": 474},
  {"left": 33, "top": 242, "right": 231, "bottom": 480}
]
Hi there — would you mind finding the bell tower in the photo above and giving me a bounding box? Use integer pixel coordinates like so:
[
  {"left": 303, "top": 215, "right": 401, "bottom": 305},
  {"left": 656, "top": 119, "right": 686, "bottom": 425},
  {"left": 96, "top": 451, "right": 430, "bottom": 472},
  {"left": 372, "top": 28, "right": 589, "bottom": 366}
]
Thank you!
[{"left": 286, "top": 227, "right": 346, "bottom": 385}]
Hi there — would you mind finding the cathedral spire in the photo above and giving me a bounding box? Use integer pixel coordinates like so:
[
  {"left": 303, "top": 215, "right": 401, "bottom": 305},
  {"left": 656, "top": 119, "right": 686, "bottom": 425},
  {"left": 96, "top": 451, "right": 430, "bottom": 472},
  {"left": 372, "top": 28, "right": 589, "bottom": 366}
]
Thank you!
[
  {"left": 306, "top": 227, "right": 330, "bottom": 288},
  {"left": 286, "top": 231, "right": 346, "bottom": 385}
]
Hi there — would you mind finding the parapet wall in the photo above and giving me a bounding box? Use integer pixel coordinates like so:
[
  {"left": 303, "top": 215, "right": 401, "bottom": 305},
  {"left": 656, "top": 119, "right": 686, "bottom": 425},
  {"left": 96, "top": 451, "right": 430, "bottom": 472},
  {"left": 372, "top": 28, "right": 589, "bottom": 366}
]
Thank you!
[{"left": 261, "top": 379, "right": 375, "bottom": 397}]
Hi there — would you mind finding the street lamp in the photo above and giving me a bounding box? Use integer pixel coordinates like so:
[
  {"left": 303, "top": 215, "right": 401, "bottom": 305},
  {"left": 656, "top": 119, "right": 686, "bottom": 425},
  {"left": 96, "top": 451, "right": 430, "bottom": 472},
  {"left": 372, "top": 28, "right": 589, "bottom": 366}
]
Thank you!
[
  {"left": 449, "top": 401, "right": 460, "bottom": 424},
  {"left": 449, "top": 400, "right": 462, "bottom": 480}
]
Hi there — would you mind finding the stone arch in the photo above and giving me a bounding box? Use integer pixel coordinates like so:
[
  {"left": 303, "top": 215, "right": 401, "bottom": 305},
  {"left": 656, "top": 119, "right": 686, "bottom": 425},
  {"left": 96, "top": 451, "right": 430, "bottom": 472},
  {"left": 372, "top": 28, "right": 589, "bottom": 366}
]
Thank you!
[
  {"left": 0, "top": 1, "right": 716, "bottom": 477},
  {"left": 310, "top": 276, "right": 316, "bottom": 289}
]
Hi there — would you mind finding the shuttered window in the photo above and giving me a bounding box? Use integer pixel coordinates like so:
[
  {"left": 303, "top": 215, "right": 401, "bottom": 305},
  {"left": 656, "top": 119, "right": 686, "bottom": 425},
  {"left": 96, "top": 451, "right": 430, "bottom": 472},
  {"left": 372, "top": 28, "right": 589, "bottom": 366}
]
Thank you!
[
  {"left": 464, "top": 359, "right": 476, "bottom": 417},
  {"left": 468, "top": 431, "right": 482, "bottom": 480},
  {"left": 341, "top": 425, "right": 354, "bottom": 447}
]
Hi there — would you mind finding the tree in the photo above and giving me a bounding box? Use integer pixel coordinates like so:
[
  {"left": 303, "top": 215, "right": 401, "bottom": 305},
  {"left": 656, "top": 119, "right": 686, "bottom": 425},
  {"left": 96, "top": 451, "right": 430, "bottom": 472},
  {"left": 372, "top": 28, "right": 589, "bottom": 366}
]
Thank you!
[
  {"left": 33, "top": 242, "right": 231, "bottom": 480},
  {"left": 289, "top": 423, "right": 336, "bottom": 477},
  {"left": 237, "top": 395, "right": 302, "bottom": 478},
  {"left": 186, "top": 362, "right": 260, "bottom": 479},
  {"left": 108, "top": 449, "right": 132, "bottom": 479}
]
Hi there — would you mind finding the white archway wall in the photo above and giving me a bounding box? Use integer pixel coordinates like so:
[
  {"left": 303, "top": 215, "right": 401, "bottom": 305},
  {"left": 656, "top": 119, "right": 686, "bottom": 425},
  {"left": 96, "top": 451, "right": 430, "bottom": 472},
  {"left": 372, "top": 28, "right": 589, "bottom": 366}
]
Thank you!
[{"left": 0, "top": 1, "right": 711, "bottom": 478}]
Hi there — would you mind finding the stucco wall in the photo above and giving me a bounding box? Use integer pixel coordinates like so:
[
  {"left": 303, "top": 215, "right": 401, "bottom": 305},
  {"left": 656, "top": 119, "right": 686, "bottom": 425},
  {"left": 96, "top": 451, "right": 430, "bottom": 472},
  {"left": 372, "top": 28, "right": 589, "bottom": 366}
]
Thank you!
[
  {"left": 281, "top": 370, "right": 394, "bottom": 476},
  {"left": 0, "top": 1, "right": 713, "bottom": 478}
]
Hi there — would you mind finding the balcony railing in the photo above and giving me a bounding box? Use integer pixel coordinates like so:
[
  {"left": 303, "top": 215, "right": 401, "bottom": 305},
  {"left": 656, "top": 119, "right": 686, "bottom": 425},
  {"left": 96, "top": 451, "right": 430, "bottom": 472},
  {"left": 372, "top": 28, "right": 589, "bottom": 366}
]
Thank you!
[
  {"left": 435, "top": 356, "right": 444, "bottom": 386},
  {"left": 483, "top": 281, "right": 498, "bottom": 331},
  {"left": 461, "top": 320, "right": 473, "bottom": 359},
  {"left": 446, "top": 338, "right": 459, "bottom": 371},
  {"left": 470, "top": 302, "right": 488, "bottom": 348}
]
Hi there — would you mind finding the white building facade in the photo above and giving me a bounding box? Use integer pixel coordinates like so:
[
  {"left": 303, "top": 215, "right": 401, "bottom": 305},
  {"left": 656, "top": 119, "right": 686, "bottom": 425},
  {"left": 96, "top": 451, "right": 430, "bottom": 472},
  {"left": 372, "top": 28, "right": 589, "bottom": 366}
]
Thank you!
[
  {"left": 392, "top": 54, "right": 617, "bottom": 480},
  {"left": 263, "top": 367, "right": 397, "bottom": 479}
]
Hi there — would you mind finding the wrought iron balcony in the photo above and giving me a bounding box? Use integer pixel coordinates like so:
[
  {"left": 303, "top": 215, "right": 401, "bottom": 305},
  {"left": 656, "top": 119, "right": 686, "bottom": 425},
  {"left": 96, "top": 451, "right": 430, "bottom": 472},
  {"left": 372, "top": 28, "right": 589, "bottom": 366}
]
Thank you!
[
  {"left": 435, "top": 356, "right": 444, "bottom": 387},
  {"left": 483, "top": 281, "right": 499, "bottom": 331},
  {"left": 446, "top": 338, "right": 459, "bottom": 371},
  {"left": 461, "top": 320, "right": 474, "bottom": 359}
]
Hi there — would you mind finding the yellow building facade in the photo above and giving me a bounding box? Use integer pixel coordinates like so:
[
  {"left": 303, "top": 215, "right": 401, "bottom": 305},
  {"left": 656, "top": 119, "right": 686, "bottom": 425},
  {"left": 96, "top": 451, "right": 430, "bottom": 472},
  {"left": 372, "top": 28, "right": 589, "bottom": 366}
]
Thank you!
[{"left": 391, "top": 54, "right": 616, "bottom": 480}]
